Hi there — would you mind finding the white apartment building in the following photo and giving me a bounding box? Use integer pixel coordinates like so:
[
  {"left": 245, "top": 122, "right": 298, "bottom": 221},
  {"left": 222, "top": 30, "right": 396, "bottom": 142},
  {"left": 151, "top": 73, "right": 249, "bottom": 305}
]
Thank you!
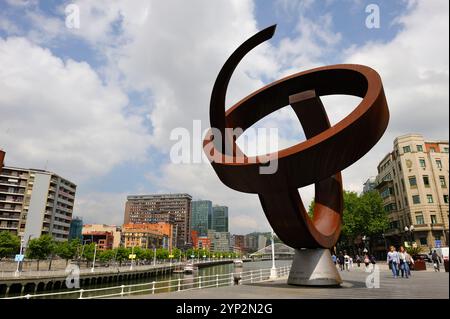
[{"left": 0, "top": 166, "right": 76, "bottom": 245}]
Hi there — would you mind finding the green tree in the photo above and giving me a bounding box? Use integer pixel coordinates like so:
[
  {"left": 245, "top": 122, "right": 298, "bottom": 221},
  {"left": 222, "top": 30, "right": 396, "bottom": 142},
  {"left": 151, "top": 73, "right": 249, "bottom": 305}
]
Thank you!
[
  {"left": 98, "top": 249, "right": 115, "bottom": 263},
  {"left": 141, "top": 248, "right": 154, "bottom": 262},
  {"left": 55, "top": 239, "right": 80, "bottom": 266},
  {"left": 81, "top": 243, "right": 96, "bottom": 267},
  {"left": 156, "top": 248, "right": 169, "bottom": 260},
  {"left": 113, "top": 247, "right": 130, "bottom": 266},
  {"left": 26, "top": 235, "right": 55, "bottom": 271},
  {"left": 0, "top": 231, "right": 20, "bottom": 259}
]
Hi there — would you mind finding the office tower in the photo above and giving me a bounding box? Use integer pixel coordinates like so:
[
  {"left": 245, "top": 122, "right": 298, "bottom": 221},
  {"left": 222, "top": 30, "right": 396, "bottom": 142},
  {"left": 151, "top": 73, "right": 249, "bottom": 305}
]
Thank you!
[
  {"left": 212, "top": 205, "right": 228, "bottom": 232},
  {"left": 191, "top": 200, "right": 212, "bottom": 236}
]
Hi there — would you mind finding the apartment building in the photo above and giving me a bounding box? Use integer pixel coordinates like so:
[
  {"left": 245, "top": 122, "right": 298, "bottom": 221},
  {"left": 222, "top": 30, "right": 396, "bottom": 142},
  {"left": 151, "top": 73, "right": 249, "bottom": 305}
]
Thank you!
[
  {"left": 82, "top": 224, "right": 122, "bottom": 249},
  {"left": 0, "top": 166, "right": 76, "bottom": 244},
  {"left": 124, "top": 194, "right": 192, "bottom": 248},
  {"left": 122, "top": 223, "right": 172, "bottom": 250},
  {"left": 375, "top": 134, "right": 449, "bottom": 249}
]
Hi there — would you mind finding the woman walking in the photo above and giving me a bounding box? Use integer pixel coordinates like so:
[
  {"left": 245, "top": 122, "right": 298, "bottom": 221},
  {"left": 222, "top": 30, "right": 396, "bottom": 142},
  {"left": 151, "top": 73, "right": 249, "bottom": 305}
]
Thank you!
[
  {"left": 387, "top": 246, "right": 400, "bottom": 278},
  {"left": 398, "top": 246, "right": 410, "bottom": 278}
]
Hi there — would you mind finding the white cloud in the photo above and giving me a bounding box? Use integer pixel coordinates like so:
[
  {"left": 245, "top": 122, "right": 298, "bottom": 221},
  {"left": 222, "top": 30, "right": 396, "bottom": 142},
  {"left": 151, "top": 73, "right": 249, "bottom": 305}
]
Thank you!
[
  {"left": 340, "top": 0, "right": 449, "bottom": 188},
  {"left": 0, "top": 37, "right": 151, "bottom": 182},
  {"left": 74, "top": 191, "right": 128, "bottom": 226}
]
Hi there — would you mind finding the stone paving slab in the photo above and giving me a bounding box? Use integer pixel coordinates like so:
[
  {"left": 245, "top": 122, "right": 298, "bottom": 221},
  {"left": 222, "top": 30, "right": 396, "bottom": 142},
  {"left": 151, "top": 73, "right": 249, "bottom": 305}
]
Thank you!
[{"left": 127, "top": 268, "right": 449, "bottom": 299}]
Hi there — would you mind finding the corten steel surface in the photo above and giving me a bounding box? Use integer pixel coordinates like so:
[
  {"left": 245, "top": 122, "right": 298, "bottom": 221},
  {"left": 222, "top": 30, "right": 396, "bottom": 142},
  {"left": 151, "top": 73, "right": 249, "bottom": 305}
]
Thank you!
[
  {"left": 203, "top": 25, "right": 389, "bottom": 249},
  {"left": 0, "top": 150, "right": 4, "bottom": 174}
]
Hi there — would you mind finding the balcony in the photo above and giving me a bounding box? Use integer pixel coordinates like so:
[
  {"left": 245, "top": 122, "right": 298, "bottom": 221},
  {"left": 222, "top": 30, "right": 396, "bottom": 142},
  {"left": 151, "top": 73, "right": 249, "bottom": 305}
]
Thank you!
[
  {"left": 383, "top": 195, "right": 396, "bottom": 204},
  {"left": 0, "top": 188, "right": 25, "bottom": 196},
  {"left": 385, "top": 228, "right": 401, "bottom": 236}
]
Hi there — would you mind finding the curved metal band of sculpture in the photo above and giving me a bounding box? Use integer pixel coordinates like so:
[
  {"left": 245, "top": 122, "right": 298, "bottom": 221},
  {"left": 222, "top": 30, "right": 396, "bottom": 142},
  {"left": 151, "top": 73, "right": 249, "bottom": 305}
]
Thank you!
[{"left": 203, "top": 25, "right": 389, "bottom": 249}]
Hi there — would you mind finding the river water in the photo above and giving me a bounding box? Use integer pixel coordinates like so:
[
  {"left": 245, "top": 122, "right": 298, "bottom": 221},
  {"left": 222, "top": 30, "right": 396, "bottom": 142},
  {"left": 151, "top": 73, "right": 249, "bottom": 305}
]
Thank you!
[{"left": 23, "top": 260, "right": 292, "bottom": 299}]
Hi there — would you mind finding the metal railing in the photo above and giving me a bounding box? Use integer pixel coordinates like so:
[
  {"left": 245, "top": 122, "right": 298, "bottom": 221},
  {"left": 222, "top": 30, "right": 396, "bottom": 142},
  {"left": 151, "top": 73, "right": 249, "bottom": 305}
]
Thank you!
[
  {"left": 0, "top": 259, "right": 237, "bottom": 279},
  {"left": 1, "top": 265, "right": 291, "bottom": 299}
]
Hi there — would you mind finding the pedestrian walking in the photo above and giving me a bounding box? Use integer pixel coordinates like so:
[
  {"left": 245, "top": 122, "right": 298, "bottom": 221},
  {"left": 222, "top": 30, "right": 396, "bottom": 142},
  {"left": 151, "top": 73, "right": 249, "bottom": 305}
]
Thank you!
[
  {"left": 370, "top": 254, "right": 377, "bottom": 271},
  {"left": 398, "top": 246, "right": 409, "bottom": 278},
  {"left": 432, "top": 250, "right": 442, "bottom": 272},
  {"left": 344, "top": 251, "right": 350, "bottom": 271},
  {"left": 355, "top": 254, "right": 361, "bottom": 267},
  {"left": 332, "top": 253, "right": 337, "bottom": 265},
  {"left": 338, "top": 251, "right": 345, "bottom": 271},
  {"left": 387, "top": 246, "right": 400, "bottom": 278},
  {"left": 364, "top": 253, "right": 370, "bottom": 270},
  {"left": 405, "top": 250, "right": 414, "bottom": 276}
]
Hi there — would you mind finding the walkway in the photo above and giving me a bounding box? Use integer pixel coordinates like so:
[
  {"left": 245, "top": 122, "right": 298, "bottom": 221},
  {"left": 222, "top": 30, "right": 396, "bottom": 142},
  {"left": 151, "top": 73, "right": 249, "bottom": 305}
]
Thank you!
[{"left": 129, "top": 267, "right": 449, "bottom": 299}]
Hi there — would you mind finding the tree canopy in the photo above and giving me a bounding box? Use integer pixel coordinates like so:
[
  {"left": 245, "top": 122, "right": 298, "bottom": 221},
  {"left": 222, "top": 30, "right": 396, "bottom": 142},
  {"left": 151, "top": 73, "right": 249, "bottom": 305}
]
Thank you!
[
  {"left": 0, "top": 231, "right": 20, "bottom": 259},
  {"left": 309, "top": 190, "right": 388, "bottom": 242}
]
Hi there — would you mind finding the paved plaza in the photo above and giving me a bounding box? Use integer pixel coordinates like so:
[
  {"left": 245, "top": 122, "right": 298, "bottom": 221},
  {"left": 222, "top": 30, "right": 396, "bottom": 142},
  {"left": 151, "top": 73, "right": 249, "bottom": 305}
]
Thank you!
[{"left": 130, "top": 266, "right": 449, "bottom": 299}]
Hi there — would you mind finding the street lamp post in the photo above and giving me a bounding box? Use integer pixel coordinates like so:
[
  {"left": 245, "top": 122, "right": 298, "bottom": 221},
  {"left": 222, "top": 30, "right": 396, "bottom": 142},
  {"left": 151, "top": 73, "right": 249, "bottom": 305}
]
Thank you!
[
  {"left": 130, "top": 245, "right": 134, "bottom": 270},
  {"left": 270, "top": 230, "right": 277, "bottom": 280},
  {"left": 362, "top": 236, "right": 368, "bottom": 254},
  {"left": 91, "top": 243, "right": 97, "bottom": 272},
  {"left": 404, "top": 225, "right": 415, "bottom": 246},
  {"left": 15, "top": 238, "right": 24, "bottom": 276}
]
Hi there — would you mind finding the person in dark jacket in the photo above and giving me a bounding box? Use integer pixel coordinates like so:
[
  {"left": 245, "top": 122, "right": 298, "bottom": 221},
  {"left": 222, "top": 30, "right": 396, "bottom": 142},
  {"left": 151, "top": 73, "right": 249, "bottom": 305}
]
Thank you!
[
  {"left": 338, "top": 251, "right": 345, "bottom": 271},
  {"left": 432, "top": 250, "right": 442, "bottom": 272}
]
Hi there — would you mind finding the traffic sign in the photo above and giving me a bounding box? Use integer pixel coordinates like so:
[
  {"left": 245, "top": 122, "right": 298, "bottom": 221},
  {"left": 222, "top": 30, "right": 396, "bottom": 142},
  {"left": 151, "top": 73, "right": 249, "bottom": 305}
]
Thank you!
[
  {"left": 128, "top": 254, "right": 136, "bottom": 259},
  {"left": 435, "top": 240, "right": 441, "bottom": 248},
  {"left": 190, "top": 254, "right": 195, "bottom": 258},
  {"left": 169, "top": 254, "right": 174, "bottom": 258},
  {"left": 15, "top": 254, "right": 24, "bottom": 262}
]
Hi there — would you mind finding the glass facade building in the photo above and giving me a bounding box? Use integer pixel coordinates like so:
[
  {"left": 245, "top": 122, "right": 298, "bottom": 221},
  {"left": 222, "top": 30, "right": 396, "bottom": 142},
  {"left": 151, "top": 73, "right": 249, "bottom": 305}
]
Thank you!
[
  {"left": 212, "top": 205, "right": 228, "bottom": 232},
  {"left": 191, "top": 200, "right": 212, "bottom": 237}
]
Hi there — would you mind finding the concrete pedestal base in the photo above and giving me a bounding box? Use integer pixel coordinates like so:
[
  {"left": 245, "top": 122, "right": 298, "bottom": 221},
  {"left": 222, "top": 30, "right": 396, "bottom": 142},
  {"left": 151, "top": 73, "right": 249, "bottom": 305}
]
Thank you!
[{"left": 287, "top": 248, "right": 342, "bottom": 286}]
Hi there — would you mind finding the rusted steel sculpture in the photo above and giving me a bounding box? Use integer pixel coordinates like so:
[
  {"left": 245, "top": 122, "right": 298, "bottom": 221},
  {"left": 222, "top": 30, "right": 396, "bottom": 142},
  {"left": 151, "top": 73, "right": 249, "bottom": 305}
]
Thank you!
[
  {"left": 204, "top": 25, "right": 389, "bottom": 250},
  {"left": 0, "top": 150, "right": 4, "bottom": 174}
]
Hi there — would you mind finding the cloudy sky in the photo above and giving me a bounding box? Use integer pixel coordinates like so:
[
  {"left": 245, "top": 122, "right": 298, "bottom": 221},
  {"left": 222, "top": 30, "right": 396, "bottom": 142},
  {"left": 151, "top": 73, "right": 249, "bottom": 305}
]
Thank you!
[{"left": 0, "top": 0, "right": 448, "bottom": 235}]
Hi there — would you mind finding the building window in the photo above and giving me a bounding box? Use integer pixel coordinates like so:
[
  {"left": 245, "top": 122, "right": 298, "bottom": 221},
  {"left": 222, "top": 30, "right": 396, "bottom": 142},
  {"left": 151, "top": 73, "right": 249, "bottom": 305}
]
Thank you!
[
  {"left": 398, "top": 201, "right": 402, "bottom": 209},
  {"left": 398, "top": 162, "right": 402, "bottom": 171},
  {"left": 440, "top": 176, "right": 447, "bottom": 188},
  {"left": 415, "top": 213, "right": 425, "bottom": 225},
  {"left": 419, "top": 158, "right": 426, "bottom": 168},
  {"left": 404, "top": 196, "right": 408, "bottom": 207},
  {"left": 403, "top": 146, "right": 411, "bottom": 153},
  {"left": 408, "top": 176, "right": 417, "bottom": 188},
  {"left": 436, "top": 159, "right": 442, "bottom": 168},
  {"left": 416, "top": 145, "right": 423, "bottom": 152},
  {"left": 401, "top": 178, "right": 405, "bottom": 191},
  {"left": 412, "top": 195, "right": 420, "bottom": 204},
  {"left": 430, "top": 147, "right": 436, "bottom": 152},
  {"left": 444, "top": 147, "right": 449, "bottom": 153},
  {"left": 427, "top": 194, "right": 434, "bottom": 203},
  {"left": 444, "top": 195, "right": 449, "bottom": 204},
  {"left": 431, "top": 215, "right": 437, "bottom": 224},
  {"left": 423, "top": 175, "right": 430, "bottom": 188},
  {"left": 419, "top": 237, "right": 427, "bottom": 246}
]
